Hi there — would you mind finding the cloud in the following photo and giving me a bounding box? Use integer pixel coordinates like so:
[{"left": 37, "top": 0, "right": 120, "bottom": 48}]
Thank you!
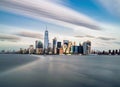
[
  {"left": 97, "top": 0, "right": 120, "bottom": 17},
  {"left": 15, "top": 31, "right": 43, "bottom": 39},
  {"left": 85, "top": 35, "right": 95, "bottom": 38},
  {"left": 75, "top": 35, "right": 95, "bottom": 38},
  {"left": 74, "top": 35, "right": 85, "bottom": 38},
  {"left": 75, "top": 35, "right": 116, "bottom": 41},
  {"left": 114, "top": 42, "right": 120, "bottom": 45},
  {"left": 97, "top": 37, "right": 116, "bottom": 41},
  {"left": 0, "top": 34, "right": 21, "bottom": 42},
  {"left": 0, "top": 0, "right": 100, "bottom": 30}
]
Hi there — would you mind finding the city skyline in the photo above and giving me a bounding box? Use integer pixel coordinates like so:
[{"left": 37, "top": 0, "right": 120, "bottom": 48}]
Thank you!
[
  {"left": 1, "top": 30, "right": 119, "bottom": 56},
  {"left": 0, "top": 0, "right": 120, "bottom": 51}
]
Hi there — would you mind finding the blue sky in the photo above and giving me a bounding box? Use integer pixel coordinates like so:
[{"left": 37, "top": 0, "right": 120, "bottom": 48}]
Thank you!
[{"left": 0, "top": 0, "right": 120, "bottom": 51}]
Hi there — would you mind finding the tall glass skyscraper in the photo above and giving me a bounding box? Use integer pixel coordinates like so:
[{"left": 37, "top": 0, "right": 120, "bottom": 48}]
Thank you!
[{"left": 44, "top": 30, "right": 49, "bottom": 53}]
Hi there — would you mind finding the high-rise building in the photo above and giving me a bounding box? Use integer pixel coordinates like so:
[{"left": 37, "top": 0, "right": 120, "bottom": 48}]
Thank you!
[
  {"left": 53, "top": 37, "right": 57, "bottom": 54},
  {"left": 57, "top": 42, "right": 61, "bottom": 49},
  {"left": 66, "top": 41, "right": 72, "bottom": 54},
  {"left": 78, "top": 43, "right": 83, "bottom": 54},
  {"left": 83, "top": 41, "right": 91, "bottom": 55},
  {"left": 63, "top": 40, "right": 69, "bottom": 46},
  {"left": 57, "top": 42, "right": 61, "bottom": 54},
  {"left": 35, "top": 40, "right": 43, "bottom": 54},
  {"left": 74, "top": 46, "right": 79, "bottom": 54},
  {"left": 29, "top": 45, "right": 34, "bottom": 54},
  {"left": 48, "top": 43, "right": 52, "bottom": 54},
  {"left": 63, "top": 40, "right": 69, "bottom": 54},
  {"left": 44, "top": 30, "right": 49, "bottom": 54}
]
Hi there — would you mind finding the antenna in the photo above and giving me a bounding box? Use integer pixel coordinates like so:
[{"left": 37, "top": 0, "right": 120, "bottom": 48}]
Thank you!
[{"left": 45, "top": 25, "right": 47, "bottom": 31}]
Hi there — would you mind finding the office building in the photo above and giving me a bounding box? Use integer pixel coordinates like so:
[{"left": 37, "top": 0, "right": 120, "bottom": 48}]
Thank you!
[
  {"left": 66, "top": 41, "right": 72, "bottom": 54},
  {"left": 83, "top": 41, "right": 91, "bottom": 55},
  {"left": 48, "top": 43, "right": 52, "bottom": 54},
  {"left": 35, "top": 40, "right": 43, "bottom": 54},
  {"left": 29, "top": 45, "right": 34, "bottom": 54},
  {"left": 44, "top": 30, "right": 49, "bottom": 54},
  {"left": 57, "top": 42, "right": 61, "bottom": 54},
  {"left": 78, "top": 43, "right": 83, "bottom": 54},
  {"left": 63, "top": 40, "right": 69, "bottom": 46},
  {"left": 53, "top": 37, "right": 57, "bottom": 54}
]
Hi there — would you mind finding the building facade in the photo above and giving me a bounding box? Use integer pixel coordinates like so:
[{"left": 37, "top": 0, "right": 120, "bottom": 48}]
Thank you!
[
  {"left": 35, "top": 40, "right": 43, "bottom": 54},
  {"left": 44, "top": 30, "right": 49, "bottom": 54},
  {"left": 53, "top": 37, "right": 57, "bottom": 54},
  {"left": 83, "top": 41, "right": 91, "bottom": 55}
]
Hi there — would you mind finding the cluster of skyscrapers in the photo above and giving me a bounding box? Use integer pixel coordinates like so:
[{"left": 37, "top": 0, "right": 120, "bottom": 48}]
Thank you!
[{"left": 27, "top": 30, "right": 91, "bottom": 55}]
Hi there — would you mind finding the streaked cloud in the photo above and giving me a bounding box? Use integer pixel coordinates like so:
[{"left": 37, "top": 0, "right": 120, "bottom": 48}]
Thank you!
[
  {"left": 97, "top": 37, "right": 116, "bottom": 41},
  {"left": 0, "top": 34, "right": 21, "bottom": 42},
  {"left": 0, "top": 0, "right": 100, "bottom": 30},
  {"left": 75, "top": 35, "right": 95, "bottom": 38},
  {"left": 15, "top": 31, "right": 43, "bottom": 39},
  {"left": 114, "top": 42, "right": 120, "bottom": 45},
  {"left": 97, "top": 0, "right": 120, "bottom": 17},
  {"left": 86, "top": 35, "right": 95, "bottom": 38},
  {"left": 75, "top": 35, "right": 116, "bottom": 41}
]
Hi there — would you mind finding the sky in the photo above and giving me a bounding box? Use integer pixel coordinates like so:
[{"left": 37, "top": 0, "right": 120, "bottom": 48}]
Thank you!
[{"left": 0, "top": 0, "right": 120, "bottom": 51}]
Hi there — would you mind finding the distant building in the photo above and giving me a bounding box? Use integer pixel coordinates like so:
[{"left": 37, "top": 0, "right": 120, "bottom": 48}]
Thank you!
[
  {"left": 58, "top": 47, "right": 63, "bottom": 55},
  {"left": 63, "top": 40, "right": 69, "bottom": 46},
  {"left": 74, "top": 46, "right": 79, "bottom": 54},
  {"left": 83, "top": 41, "right": 91, "bottom": 55},
  {"left": 35, "top": 40, "right": 43, "bottom": 54},
  {"left": 48, "top": 43, "right": 52, "bottom": 54},
  {"left": 29, "top": 45, "right": 34, "bottom": 54},
  {"left": 63, "top": 44, "right": 68, "bottom": 54},
  {"left": 66, "top": 41, "right": 72, "bottom": 54},
  {"left": 70, "top": 46, "right": 74, "bottom": 54},
  {"left": 57, "top": 42, "right": 62, "bottom": 49},
  {"left": 78, "top": 44, "right": 83, "bottom": 54},
  {"left": 53, "top": 37, "right": 57, "bottom": 54},
  {"left": 44, "top": 30, "right": 49, "bottom": 54},
  {"left": 57, "top": 42, "right": 62, "bottom": 54}
]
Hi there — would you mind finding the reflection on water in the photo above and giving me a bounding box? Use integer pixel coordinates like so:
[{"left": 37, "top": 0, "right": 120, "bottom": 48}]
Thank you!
[{"left": 0, "top": 54, "right": 120, "bottom": 87}]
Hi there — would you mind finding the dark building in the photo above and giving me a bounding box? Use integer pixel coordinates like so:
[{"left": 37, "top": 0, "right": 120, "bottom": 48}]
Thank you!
[
  {"left": 78, "top": 44, "right": 83, "bottom": 54},
  {"left": 63, "top": 40, "right": 69, "bottom": 46},
  {"left": 109, "top": 50, "right": 111, "bottom": 55},
  {"left": 57, "top": 42, "right": 61, "bottom": 54},
  {"left": 57, "top": 42, "right": 61, "bottom": 48},
  {"left": 115, "top": 49, "right": 118, "bottom": 55}
]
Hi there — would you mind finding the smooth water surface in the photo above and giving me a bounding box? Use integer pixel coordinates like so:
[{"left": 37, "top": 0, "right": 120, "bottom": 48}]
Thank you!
[{"left": 0, "top": 54, "right": 120, "bottom": 87}]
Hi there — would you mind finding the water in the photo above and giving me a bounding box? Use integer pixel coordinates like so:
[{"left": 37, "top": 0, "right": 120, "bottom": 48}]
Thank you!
[{"left": 0, "top": 54, "right": 120, "bottom": 87}]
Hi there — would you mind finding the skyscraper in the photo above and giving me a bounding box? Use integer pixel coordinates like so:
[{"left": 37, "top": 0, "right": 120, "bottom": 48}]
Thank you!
[
  {"left": 53, "top": 37, "right": 57, "bottom": 54},
  {"left": 57, "top": 42, "right": 61, "bottom": 49},
  {"left": 83, "top": 41, "right": 91, "bottom": 55},
  {"left": 29, "top": 45, "right": 34, "bottom": 54},
  {"left": 57, "top": 42, "right": 61, "bottom": 54},
  {"left": 44, "top": 30, "right": 49, "bottom": 53}
]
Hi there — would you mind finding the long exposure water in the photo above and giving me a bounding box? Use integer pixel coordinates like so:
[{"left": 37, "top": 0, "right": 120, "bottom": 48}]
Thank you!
[{"left": 0, "top": 54, "right": 120, "bottom": 87}]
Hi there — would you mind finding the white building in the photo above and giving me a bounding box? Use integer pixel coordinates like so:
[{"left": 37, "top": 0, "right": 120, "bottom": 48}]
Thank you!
[{"left": 83, "top": 41, "right": 91, "bottom": 55}]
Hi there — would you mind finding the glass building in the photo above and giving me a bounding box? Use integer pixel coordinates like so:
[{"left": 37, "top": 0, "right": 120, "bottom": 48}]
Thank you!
[
  {"left": 53, "top": 37, "right": 57, "bottom": 54},
  {"left": 83, "top": 41, "right": 91, "bottom": 55},
  {"left": 44, "top": 30, "right": 49, "bottom": 53}
]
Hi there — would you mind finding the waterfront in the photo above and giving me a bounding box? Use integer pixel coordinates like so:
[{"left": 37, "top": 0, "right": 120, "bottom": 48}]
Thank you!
[{"left": 0, "top": 54, "right": 120, "bottom": 87}]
